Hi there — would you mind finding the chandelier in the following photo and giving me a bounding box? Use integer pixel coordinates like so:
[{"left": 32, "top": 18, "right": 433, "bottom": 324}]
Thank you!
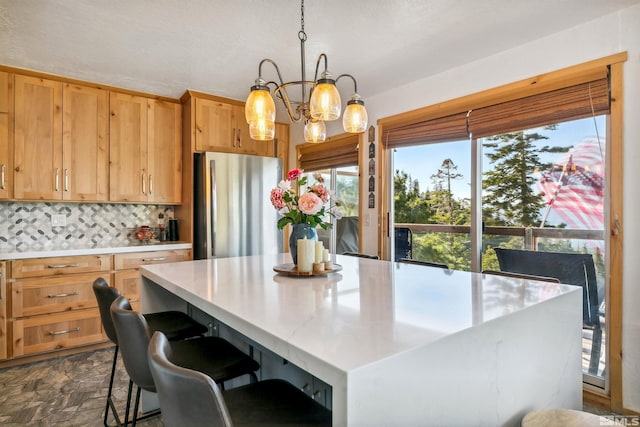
[{"left": 244, "top": 0, "right": 368, "bottom": 143}]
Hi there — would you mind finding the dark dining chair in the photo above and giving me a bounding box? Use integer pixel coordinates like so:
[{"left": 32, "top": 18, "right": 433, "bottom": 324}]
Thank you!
[
  {"left": 343, "top": 252, "right": 379, "bottom": 259},
  {"left": 482, "top": 269, "right": 560, "bottom": 283},
  {"left": 110, "top": 295, "right": 260, "bottom": 427},
  {"left": 92, "top": 277, "right": 208, "bottom": 427},
  {"left": 148, "top": 331, "right": 332, "bottom": 427},
  {"left": 494, "top": 248, "right": 600, "bottom": 329},
  {"left": 397, "top": 258, "right": 449, "bottom": 269},
  {"left": 394, "top": 227, "right": 412, "bottom": 261}
]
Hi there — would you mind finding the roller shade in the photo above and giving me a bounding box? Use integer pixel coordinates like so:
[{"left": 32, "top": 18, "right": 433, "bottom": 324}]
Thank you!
[
  {"left": 298, "top": 135, "right": 359, "bottom": 171},
  {"left": 383, "top": 72, "right": 609, "bottom": 148},
  {"left": 468, "top": 79, "right": 609, "bottom": 138},
  {"left": 384, "top": 112, "right": 470, "bottom": 149}
]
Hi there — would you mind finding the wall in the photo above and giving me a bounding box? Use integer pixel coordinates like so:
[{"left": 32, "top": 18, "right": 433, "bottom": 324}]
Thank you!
[
  {"left": 303, "top": 4, "right": 640, "bottom": 412},
  {"left": 0, "top": 202, "right": 173, "bottom": 250}
]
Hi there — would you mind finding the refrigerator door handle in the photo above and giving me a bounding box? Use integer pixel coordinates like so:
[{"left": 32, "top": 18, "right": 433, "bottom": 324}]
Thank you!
[{"left": 209, "top": 159, "right": 217, "bottom": 257}]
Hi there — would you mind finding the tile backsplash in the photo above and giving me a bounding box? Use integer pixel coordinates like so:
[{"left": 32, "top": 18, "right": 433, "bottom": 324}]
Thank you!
[{"left": 0, "top": 202, "right": 174, "bottom": 250}]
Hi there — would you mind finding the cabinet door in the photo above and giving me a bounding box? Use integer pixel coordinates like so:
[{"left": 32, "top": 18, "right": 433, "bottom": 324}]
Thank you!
[
  {"left": 0, "top": 72, "right": 11, "bottom": 200},
  {"left": 14, "top": 75, "right": 63, "bottom": 200},
  {"left": 63, "top": 84, "right": 109, "bottom": 201},
  {"left": 195, "top": 98, "right": 235, "bottom": 152},
  {"left": 0, "top": 262, "right": 7, "bottom": 360},
  {"left": 148, "top": 99, "right": 181, "bottom": 204},
  {"left": 275, "top": 122, "right": 290, "bottom": 174},
  {"left": 109, "top": 92, "right": 148, "bottom": 202}
]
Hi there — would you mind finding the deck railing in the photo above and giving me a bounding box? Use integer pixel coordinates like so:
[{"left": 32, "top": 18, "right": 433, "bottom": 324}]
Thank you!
[{"left": 394, "top": 223, "right": 604, "bottom": 250}]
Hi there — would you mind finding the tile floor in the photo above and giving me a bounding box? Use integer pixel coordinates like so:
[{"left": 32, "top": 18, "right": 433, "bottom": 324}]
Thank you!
[{"left": 0, "top": 348, "right": 162, "bottom": 427}]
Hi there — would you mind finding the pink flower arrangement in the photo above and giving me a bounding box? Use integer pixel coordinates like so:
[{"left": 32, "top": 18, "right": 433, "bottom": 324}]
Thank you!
[{"left": 269, "top": 169, "right": 341, "bottom": 230}]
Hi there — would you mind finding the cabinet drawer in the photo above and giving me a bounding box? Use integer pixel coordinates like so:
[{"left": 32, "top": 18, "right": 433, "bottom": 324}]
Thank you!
[
  {"left": 11, "top": 272, "right": 106, "bottom": 317},
  {"left": 11, "top": 308, "right": 105, "bottom": 357},
  {"left": 11, "top": 255, "right": 112, "bottom": 278},
  {"left": 114, "top": 249, "right": 191, "bottom": 270}
]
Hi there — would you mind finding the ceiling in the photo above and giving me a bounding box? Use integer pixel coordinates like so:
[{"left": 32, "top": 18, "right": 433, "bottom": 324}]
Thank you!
[{"left": 1, "top": 0, "right": 638, "bottom": 104}]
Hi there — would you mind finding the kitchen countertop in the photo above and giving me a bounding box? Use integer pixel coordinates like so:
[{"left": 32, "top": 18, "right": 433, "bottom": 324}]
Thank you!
[
  {"left": 0, "top": 241, "right": 192, "bottom": 260},
  {"left": 140, "top": 253, "right": 583, "bottom": 426}
]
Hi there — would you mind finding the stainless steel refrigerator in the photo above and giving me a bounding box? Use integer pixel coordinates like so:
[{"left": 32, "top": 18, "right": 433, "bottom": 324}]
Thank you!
[{"left": 194, "top": 152, "right": 283, "bottom": 259}]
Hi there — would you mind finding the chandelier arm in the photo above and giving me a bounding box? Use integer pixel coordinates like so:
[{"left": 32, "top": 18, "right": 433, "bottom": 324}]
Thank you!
[
  {"left": 313, "top": 53, "right": 329, "bottom": 82},
  {"left": 258, "top": 59, "right": 287, "bottom": 87},
  {"left": 336, "top": 73, "right": 358, "bottom": 93}
]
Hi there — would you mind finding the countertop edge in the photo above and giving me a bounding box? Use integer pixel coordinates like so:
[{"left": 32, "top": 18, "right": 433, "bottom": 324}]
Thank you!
[{"left": 0, "top": 242, "right": 192, "bottom": 260}]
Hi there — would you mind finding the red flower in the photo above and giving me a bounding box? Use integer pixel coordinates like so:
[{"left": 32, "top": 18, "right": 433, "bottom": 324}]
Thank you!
[{"left": 287, "top": 168, "right": 303, "bottom": 181}]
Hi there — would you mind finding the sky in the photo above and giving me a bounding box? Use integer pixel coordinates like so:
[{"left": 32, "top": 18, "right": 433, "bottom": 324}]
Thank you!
[{"left": 393, "top": 116, "right": 606, "bottom": 203}]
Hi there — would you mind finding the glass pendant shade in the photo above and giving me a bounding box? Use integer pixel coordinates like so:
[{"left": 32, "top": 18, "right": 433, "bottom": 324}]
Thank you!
[
  {"left": 304, "top": 119, "right": 326, "bottom": 143},
  {"left": 249, "top": 118, "right": 275, "bottom": 141},
  {"left": 245, "top": 86, "right": 276, "bottom": 124},
  {"left": 343, "top": 95, "right": 368, "bottom": 133},
  {"left": 310, "top": 76, "right": 341, "bottom": 121}
]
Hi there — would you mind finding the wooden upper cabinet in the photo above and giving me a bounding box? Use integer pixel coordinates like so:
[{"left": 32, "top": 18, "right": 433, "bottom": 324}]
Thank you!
[
  {"left": 274, "top": 122, "right": 290, "bottom": 174},
  {"left": 194, "top": 98, "right": 271, "bottom": 156},
  {"left": 148, "top": 99, "right": 181, "bottom": 204},
  {"left": 109, "top": 92, "right": 148, "bottom": 203},
  {"left": 0, "top": 72, "right": 12, "bottom": 200},
  {"left": 195, "top": 98, "right": 235, "bottom": 152},
  {"left": 63, "top": 83, "right": 109, "bottom": 201},
  {"left": 110, "top": 93, "right": 181, "bottom": 204},
  {"left": 14, "top": 75, "right": 63, "bottom": 200}
]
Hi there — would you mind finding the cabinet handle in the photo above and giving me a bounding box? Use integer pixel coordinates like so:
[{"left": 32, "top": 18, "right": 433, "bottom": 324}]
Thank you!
[
  {"left": 55, "top": 168, "right": 60, "bottom": 192},
  {"left": 301, "top": 383, "right": 310, "bottom": 393},
  {"left": 64, "top": 168, "right": 69, "bottom": 192},
  {"left": 48, "top": 327, "right": 80, "bottom": 336},
  {"left": 232, "top": 128, "right": 236, "bottom": 147},
  {"left": 141, "top": 172, "right": 146, "bottom": 195},
  {"left": 47, "top": 263, "right": 81, "bottom": 269},
  {"left": 1, "top": 164, "right": 5, "bottom": 190},
  {"left": 47, "top": 291, "right": 80, "bottom": 299},
  {"left": 313, "top": 390, "right": 322, "bottom": 400},
  {"left": 142, "top": 257, "right": 167, "bottom": 262},
  {"left": 149, "top": 175, "right": 153, "bottom": 195},
  {"left": 237, "top": 128, "right": 242, "bottom": 147}
]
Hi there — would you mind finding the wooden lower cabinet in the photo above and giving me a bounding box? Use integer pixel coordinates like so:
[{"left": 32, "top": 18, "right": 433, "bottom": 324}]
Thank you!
[
  {"left": 7, "top": 254, "right": 111, "bottom": 361},
  {"left": 2, "top": 248, "right": 191, "bottom": 364},
  {"left": 0, "top": 261, "right": 7, "bottom": 360},
  {"left": 11, "top": 308, "right": 103, "bottom": 357},
  {"left": 113, "top": 249, "right": 191, "bottom": 303}
]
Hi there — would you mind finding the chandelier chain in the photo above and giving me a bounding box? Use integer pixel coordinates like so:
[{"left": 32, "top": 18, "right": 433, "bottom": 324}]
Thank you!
[{"left": 299, "top": 0, "right": 307, "bottom": 42}]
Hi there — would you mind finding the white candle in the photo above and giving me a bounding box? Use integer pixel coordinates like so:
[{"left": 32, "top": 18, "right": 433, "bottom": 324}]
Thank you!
[
  {"left": 297, "top": 238, "right": 313, "bottom": 272},
  {"left": 314, "top": 241, "right": 324, "bottom": 263},
  {"left": 323, "top": 248, "right": 330, "bottom": 262}
]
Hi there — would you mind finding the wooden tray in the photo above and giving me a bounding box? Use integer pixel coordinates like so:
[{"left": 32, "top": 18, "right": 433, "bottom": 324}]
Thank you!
[{"left": 273, "top": 263, "right": 342, "bottom": 276}]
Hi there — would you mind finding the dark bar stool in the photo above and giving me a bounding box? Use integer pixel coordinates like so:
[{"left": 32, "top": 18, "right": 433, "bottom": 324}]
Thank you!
[
  {"left": 93, "top": 277, "right": 208, "bottom": 427},
  {"left": 110, "top": 295, "right": 260, "bottom": 427},
  {"left": 148, "top": 331, "right": 332, "bottom": 427}
]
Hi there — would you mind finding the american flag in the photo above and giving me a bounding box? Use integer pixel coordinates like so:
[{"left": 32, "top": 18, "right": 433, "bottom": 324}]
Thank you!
[{"left": 537, "top": 137, "right": 604, "bottom": 230}]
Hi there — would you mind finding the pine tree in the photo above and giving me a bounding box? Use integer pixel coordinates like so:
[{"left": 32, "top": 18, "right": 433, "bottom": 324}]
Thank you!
[
  {"left": 430, "top": 158, "right": 463, "bottom": 224},
  {"left": 482, "top": 128, "right": 567, "bottom": 227}
]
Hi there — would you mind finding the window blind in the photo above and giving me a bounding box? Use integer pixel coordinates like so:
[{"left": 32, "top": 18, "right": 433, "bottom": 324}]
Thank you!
[
  {"left": 298, "top": 134, "right": 359, "bottom": 171},
  {"left": 383, "top": 72, "right": 609, "bottom": 148}
]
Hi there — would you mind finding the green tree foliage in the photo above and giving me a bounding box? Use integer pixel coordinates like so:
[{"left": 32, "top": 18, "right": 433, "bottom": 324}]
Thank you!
[
  {"left": 482, "top": 128, "right": 567, "bottom": 227},
  {"left": 394, "top": 170, "right": 432, "bottom": 224}
]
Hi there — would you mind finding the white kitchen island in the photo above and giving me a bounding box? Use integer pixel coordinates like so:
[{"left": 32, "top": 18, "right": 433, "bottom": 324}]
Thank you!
[{"left": 140, "top": 253, "right": 583, "bottom": 427}]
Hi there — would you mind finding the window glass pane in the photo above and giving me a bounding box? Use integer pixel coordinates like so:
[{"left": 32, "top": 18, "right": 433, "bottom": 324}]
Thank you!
[
  {"left": 481, "top": 116, "right": 606, "bottom": 383},
  {"left": 393, "top": 141, "right": 471, "bottom": 270},
  {"left": 306, "top": 167, "right": 360, "bottom": 254}
]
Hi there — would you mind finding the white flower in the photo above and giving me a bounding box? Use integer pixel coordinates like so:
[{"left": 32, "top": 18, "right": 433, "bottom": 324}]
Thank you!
[
  {"left": 278, "top": 180, "right": 291, "bottom": 191},
  {"left": 330, "top": 205, "right": 343, "bottom": 220}
]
